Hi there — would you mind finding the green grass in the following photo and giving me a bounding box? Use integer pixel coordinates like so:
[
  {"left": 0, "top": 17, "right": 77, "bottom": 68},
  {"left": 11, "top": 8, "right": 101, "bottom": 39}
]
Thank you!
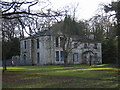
[{"left": 2, "top": 64, "right": 119, "bottom": 88}]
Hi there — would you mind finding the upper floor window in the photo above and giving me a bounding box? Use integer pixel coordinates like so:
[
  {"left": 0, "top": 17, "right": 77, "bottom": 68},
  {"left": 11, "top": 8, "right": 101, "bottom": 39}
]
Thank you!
[
  {"left": 60, "top": 37, "right": 64, "bottom": 47},
  {"left": 94, "top": 53, "right": 98, "bottom": 59},
  {"left": 24, "top": 41, "right": 26, "bottom": 49},
  {"left": 74, "top": 43, "right": 78, "bottom": 48},
  {"left": 84, "top": 43, "right": 87, "bottom": 48},
  {"left": 37, "top": 38, "right": 39, "bottom": 49},
  {"left": 56, "top": 37, "right": 59, "bottom": 47},
  {"left": 94, "top": 43, "right": 97, "bottom": 49}
]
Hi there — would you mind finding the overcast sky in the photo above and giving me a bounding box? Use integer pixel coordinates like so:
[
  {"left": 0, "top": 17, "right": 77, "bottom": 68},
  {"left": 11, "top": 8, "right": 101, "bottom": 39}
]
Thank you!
[
  {"left": 49, "top": 0, "right": 117, "bottom": 20},
  {"left": 5, "top": 0, "right": 117, "bottom": 20}
]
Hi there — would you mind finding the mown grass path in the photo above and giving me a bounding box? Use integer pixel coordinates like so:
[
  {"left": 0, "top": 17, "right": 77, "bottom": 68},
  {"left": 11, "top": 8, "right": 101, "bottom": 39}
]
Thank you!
[{"left": 2, "top": 64, "right": 119, "bottom": 88}]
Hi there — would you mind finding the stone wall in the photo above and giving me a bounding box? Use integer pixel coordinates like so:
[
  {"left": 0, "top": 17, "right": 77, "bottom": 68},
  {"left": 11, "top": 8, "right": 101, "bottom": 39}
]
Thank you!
[{"left": 20, "top": 35, "right": 102, "bottom": 65}]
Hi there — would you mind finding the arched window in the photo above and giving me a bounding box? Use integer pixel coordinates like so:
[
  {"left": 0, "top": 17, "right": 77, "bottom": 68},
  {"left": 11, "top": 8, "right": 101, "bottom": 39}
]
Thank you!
[{"left": 23, "top": 54, "right": 26, "bottom": 64}]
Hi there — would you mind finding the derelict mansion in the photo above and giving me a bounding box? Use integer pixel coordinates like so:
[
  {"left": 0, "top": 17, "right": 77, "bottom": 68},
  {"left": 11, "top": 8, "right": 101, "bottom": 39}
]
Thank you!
[{"left": 20, "top": 30, "right": 102, "bottom": 65}]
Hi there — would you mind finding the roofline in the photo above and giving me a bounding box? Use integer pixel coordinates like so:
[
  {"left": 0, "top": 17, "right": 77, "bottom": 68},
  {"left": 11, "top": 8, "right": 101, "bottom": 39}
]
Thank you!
[{"left": 20, "top": 35, "right": 52, "bottom": 41}]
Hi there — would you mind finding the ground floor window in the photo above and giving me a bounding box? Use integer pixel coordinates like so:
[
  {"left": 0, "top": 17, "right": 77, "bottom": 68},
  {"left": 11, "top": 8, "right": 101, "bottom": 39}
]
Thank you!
[
  {"left": 94, "top": 53, "right": 98, "bottom": 60},
  {"left": 37, "top": 52, "right": 40, "bottom": 63},
  {"left": 56, "top": 51, "right": 64, "bottom": 61},
  {"left": 60, "top": 51, "right": 64, "bottom": 61},
  {"left": 56, "top": 51, "right": 59, "bottom": 61},
  {"left": 73, "top": 53, "right": 78, "bottom": 62},
  {"left": 23, "top": 54, "right": 26, "bottom": 64},
  {"left": 83, "top": 56, "right": 87, "bottom": 64}
]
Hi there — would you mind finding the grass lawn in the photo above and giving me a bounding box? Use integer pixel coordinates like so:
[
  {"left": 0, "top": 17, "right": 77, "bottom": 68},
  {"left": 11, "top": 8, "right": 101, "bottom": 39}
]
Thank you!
[{"left": 2, "top": 64, "right": 119, "bottom": 88}]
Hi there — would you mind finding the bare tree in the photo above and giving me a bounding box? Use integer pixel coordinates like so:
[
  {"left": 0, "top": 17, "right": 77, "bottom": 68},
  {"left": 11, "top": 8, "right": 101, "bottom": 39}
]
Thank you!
[
  {"left": 1, "top": 0, "right": 66, "bottom": 71},
  {"left": 52, "top": 15, "right": 86, "bottom": 65},
  {"left": 1, "top": 0, "right": 66, "bottom": 39}
]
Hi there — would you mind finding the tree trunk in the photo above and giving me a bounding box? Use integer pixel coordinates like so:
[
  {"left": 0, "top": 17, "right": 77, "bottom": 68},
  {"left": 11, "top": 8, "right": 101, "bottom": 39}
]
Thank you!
[
  {"left": 117, "top": 1, "right": 120, "bottom": 68},
  {"left": 118, "top": 36, "right": 120, "bottom": 68},
  {"left": 64, "top": 56, "right": 67, "bottom": 66},
  {"left": 89, "top": 55, "right": 92, "bottom": 66},
  {"left": 63, "top": 51, "right": 68, "bottom": 66},
  {"left": 2, "top": 59, "right": 7, "bottom": 72}
]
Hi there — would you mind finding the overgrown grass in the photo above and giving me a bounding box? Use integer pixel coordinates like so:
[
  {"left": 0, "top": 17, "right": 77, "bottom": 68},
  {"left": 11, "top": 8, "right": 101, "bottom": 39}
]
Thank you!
[{"left": 2, "top": 64, "right": 119, "bottom": 88}]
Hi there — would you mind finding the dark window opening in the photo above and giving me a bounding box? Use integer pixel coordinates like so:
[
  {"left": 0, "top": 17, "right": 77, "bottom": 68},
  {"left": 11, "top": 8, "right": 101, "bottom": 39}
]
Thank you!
[
  {"left": 84, "top": 43, "right": 87, "bottom": 48},
  {"left": 56, "top": 51, "right": 59, "bottom": 61},
  {"left": 37, "top": 52, "right": 40, "bottom": 63},
  {"left": 83, "top": 56, "right": 87, "bottom": 64},
  {"left": 74, "top": 43, "right": 78, "bottom": 48},
  {"left": 37, "top": 38, "right": 39, "bottom": 49},
  {"left": 24, "top": 41, "right": 26, "bottom": 49},
  {"left": 56, "top": 37, "right": 59, "bottom": 47},
  {"left": 23, "top": 54, "right": 26, "bottom": 64},
  {"left": 60, "top": 37, "right": 64, "bottom": 47},
  {"left": 94, "top": 43, "right": 97, "bottom": 49}
]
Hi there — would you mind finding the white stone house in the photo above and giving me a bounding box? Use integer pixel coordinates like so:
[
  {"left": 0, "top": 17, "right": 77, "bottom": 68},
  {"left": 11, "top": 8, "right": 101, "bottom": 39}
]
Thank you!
[{"left": 20, "top": 30, "right": 102, "bottom": 65}]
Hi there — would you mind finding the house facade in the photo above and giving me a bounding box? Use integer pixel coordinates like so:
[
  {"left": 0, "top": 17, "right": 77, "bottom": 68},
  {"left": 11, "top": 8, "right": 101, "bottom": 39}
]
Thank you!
[{"left": 20, "top": 30, "right": 102, "bottom": 65}]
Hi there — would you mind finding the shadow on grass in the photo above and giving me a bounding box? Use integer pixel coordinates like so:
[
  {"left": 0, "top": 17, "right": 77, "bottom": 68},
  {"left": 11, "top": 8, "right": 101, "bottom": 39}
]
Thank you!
[{"left": 2, "top": 64, "right": 119, "bottom": 88}]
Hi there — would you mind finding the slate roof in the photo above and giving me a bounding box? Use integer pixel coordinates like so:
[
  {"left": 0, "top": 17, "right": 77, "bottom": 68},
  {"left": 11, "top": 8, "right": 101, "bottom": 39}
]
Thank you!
[
  {"left": 21, "top": 30, "right": 53, "bottom": 40},
  {"left": 71, "top": 35, "right": 81, "bottom": 41},
  {"left": 21, "top": 30, "right": 92, "bottom": 42}
]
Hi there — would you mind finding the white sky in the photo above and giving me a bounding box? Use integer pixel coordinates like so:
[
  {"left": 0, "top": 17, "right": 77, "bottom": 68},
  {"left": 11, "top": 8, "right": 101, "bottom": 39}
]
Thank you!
[
  {"left": 49, "top": 0, "right": 117, "bottom": 20},
  {"left": 4, "top": 0, "right": 117, "bottom": 20}
]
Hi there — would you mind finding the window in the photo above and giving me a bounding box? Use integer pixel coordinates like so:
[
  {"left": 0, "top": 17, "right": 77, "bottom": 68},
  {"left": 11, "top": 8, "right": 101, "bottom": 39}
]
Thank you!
[
  {"left": 84, "top": 43, "right": 87, "bottom": 48},
  {"left": 23, "top": 54, "right": 26, "bottom": 64},
  {"left": 24, "top": 41, "right": 26, "bottom": 49},
  {"left": 94, "top": 43, "right": 97, "bottom": 49},
  {"left": 74, "top": 43, "right": 78, "bottom": 48},
  {"left": 56, "top": 37, "right": 59, "bottom": 47},
  {"left": 60, "top": 51, "right": 64, "bottom": 61},
  {"left": 56, "top": 51, "right": 59, "bottom": 61},
  {"left": 83, "top": 56, "right": 87, "bottom": 64},
  {"left": 73, "top": 53, "right": 78, "bottom": 62},
  {"left": 37, "top": 38, "right": 39, "bottom": 49},
  {"left": 94, "top": 53, "right": 98, "bottom": 58},
  {"left": 37, "top": 52, "right": 40, "bottom": 63},
  {"left": 60, "top": 37, "right": 64, "bottom": 47}
]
